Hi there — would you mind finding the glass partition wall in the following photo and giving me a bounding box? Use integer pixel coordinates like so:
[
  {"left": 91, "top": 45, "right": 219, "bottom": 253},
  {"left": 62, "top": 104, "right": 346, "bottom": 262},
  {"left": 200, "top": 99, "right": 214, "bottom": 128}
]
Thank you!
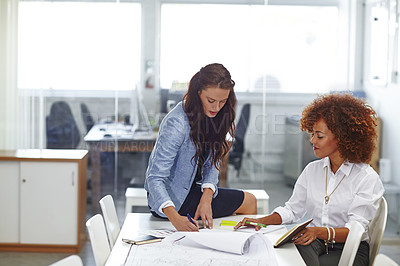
[
  {"left": 17, "top": 0, "right": 351, "bottom": 210},
  {"left": 17, "top": 0, "right": 142, "bottom": 210}
]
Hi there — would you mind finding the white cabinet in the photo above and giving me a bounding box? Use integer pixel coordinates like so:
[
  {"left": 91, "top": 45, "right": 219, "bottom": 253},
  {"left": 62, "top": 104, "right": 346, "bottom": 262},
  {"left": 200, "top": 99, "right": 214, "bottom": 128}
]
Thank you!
[
  {"left": 0, "top": 161, "right": 19, "bottom": 243},
  {"left": 20, "top": 162, "right": 78, "bottom": 245},
  {"left": 0, "top": 149, "right": 87, "bottom": 253}
]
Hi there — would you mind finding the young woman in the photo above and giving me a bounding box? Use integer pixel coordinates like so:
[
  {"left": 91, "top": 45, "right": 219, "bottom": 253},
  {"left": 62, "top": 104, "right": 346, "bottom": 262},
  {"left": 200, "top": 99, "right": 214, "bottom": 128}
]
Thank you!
[
  {"left": 145, "top": 63, "right": 257, "bottom": 231},
  {"left": 235, "top": 93, "right": 384, "bottom": 266}
]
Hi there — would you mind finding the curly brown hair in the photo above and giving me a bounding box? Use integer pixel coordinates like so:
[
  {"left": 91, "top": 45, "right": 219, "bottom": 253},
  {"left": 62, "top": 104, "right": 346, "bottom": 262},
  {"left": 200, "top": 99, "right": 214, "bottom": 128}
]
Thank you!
[{"left": 299, "top": 93, "right": 377, "bottom": 163}]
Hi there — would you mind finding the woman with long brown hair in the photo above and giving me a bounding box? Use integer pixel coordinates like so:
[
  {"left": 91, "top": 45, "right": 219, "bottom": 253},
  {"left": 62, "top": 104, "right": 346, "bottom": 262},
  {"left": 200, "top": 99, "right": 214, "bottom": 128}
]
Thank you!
[{"left": 145, "top": 63, "right": 257, "bottom": 231}]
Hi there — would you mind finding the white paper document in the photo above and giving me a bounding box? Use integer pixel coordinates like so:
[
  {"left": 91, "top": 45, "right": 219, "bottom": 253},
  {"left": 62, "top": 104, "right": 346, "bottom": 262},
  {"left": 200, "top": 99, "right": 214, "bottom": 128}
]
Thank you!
[
  {"left": 176, "top": 230, "right": 255, "bottom": 255},
  {"left": 124, "top": 230, "right": 278, "bottom": 266}
]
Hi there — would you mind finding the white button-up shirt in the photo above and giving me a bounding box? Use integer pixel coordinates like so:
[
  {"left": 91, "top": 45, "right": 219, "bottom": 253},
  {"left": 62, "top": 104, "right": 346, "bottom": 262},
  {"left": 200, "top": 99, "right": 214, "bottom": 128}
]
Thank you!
[{"left": 274, "top": 157, "right": 384, "bottom": 242}]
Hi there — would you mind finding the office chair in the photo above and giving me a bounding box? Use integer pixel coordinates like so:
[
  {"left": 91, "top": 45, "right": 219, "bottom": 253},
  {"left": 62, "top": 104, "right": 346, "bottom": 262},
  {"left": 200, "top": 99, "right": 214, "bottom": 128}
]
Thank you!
[
  {"left": 49, "top": 255, "right": 83, "bottom": 266},
  {"left": 228, "top": 103, "right": 250, "bottom": 177},
  {"left": 373, "top": 253, "right": 399, "bottom": 266},
  {"left": 46, "top": 101, "right": 81, "bottom": 149},
  {"left": 338, "top": 221, "right": 365, "bottom": 266},
  {"left": 368, "top": 197, "right": 388, "bottom": 266},
  {"left": 86, "top": 214, "right": 111, "bottom": 266},
  {"left": 99, "top": 195, "right": 120, "bottom": 248},
  {"left": 80, "top": 103, "right": 95, "bottom": 132}
]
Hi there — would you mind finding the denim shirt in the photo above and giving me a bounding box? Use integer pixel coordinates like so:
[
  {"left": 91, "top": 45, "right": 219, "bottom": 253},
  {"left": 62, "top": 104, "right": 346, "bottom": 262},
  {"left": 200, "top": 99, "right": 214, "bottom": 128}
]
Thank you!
[{"left": 144, "top": 102, "right": 219, "bottom": 217}]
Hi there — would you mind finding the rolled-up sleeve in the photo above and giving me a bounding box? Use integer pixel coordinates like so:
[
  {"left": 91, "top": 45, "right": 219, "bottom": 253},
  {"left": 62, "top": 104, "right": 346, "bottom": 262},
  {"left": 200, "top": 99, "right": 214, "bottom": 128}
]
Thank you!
[
  {"left": 345, "top": 171, "right": 384, "bottom": 230},
  {"left": 201, "top": 156, "right": 219, "bottom": 197}
]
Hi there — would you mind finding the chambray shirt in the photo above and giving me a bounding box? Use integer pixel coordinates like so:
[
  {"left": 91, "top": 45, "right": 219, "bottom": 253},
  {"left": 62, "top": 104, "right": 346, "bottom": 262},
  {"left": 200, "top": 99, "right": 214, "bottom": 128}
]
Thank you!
[
  {"left": 274, "top": 157, "right": 384, "bottom": 242},
  {"left": 144, "top": 102, "right": 219, "bottom": 217}
]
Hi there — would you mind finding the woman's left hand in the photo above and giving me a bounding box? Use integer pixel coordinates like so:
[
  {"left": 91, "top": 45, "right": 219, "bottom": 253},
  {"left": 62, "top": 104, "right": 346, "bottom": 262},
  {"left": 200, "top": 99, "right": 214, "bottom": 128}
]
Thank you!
[
  {"left": 194, "top": 200, "right": 213, "bottom": 229},
  {"left": 292, "top": 227, "right": 319, "bottom": 246},
  {"left": 194, "top": 188, "right": 214, "bottom": 229}
]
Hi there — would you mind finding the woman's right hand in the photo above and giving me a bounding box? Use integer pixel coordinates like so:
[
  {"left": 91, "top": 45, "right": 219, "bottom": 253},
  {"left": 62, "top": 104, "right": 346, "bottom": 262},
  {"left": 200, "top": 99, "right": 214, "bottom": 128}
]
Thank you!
[
  {"left": 163, "top": 206, "right": 199, "bottom": 231},
  {"left": 234, "top": 213, "right": 282, "bottom": 231},
  {"left": 170, "top": 214, "right": 199, "bottom": 231},
  {"left": 234, "top": 217, "right": 264, "bottom": 231}
]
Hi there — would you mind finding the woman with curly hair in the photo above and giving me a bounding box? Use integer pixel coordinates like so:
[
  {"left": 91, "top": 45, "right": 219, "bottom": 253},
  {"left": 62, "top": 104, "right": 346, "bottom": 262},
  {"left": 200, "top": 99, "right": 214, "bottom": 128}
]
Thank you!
[
  {"left": 145, "top": 63, "right": 257, "bottom": 231},
  {"left": 235, "top": 93, "right": 384, "bottom": 266}
]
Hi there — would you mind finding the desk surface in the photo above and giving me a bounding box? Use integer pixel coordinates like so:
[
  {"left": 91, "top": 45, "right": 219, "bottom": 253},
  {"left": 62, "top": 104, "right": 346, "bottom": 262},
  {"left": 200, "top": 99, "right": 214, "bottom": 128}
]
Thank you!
[
  {"left": 106, "top": 213, "right": 306, "bottom": 266},
  {"left": 84, "top": 123, "right": 157, "bottom": 142}
]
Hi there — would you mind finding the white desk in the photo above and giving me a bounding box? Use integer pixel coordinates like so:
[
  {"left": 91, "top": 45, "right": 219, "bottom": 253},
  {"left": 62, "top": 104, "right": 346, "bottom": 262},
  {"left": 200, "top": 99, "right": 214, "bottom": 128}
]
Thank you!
[{"left": 106, "top": 213, "right": 306, "bottom": 266}]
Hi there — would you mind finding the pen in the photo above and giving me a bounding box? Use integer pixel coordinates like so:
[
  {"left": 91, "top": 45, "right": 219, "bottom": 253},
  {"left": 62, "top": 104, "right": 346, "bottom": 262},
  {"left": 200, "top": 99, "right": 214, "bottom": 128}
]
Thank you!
[
  {"left": 186, "top": 213, "right": 196, "bottom": 226},
  {"left": 245, "top": 221, "right": 267, "bottom": 228}
]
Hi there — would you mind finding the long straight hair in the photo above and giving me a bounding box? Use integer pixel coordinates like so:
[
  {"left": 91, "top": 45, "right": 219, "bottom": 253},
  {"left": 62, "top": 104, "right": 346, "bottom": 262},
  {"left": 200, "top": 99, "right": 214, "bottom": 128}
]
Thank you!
[{"left": 183, "top": 63, "right": 236, "bottom": 170}]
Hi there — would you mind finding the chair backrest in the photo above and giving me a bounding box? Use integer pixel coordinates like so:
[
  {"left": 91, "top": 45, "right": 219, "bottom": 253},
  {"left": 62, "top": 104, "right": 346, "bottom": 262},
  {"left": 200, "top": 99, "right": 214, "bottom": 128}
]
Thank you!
[
  {"left": 338, "top": 220, "right": 365, "bottom": 266},
  {"left": 80, "top": 103, "right": 95, "bottom": 132},
  {"left": 368, "top": 197, "right": 388, "bottom": 266},
  {"left": 46, "top": 101, "right": 81, "bottom": 149},
  {"left": 99, "top": 195, "right": 120, "bottom": 248},
  {"left": 86, "top": 214, "right": 111, "bottom": 266},
  {"left": 373, "top": 253, "right": 399, "bottom": 266},
  {"left": 228, "top": 103, "right": 251, "bottom": 172},
  {"left": 235, "top": 103, "right": 251, "bottom": 142},
  {"left": 49, "top": 255, "right": 83, "bottom": 266}
]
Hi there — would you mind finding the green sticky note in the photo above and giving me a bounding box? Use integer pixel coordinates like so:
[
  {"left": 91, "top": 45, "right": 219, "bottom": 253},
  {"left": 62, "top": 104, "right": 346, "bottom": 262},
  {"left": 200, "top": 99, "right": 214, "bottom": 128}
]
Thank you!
[{"left": 220, "top": 220, "right": 237, "bottom": 226}]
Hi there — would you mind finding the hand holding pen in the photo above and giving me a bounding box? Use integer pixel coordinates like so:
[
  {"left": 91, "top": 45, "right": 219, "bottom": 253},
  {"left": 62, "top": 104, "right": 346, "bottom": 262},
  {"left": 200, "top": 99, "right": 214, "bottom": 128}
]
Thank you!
[
  {"left": 234, "top": 218, "right": 267, "bottom": 231},
  {"left": 186, "top": 213, "right": 199, "bottom": 231}
]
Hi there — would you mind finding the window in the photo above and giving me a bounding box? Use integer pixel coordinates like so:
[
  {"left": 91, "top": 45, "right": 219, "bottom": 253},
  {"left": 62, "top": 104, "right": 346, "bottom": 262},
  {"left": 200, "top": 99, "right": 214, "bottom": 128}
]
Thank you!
[
  {"left": 160, "top": 4, "right": 341, "bottom": 93},
  {"left": 18, "top": 1, "right": 141, "bottom": 91}
]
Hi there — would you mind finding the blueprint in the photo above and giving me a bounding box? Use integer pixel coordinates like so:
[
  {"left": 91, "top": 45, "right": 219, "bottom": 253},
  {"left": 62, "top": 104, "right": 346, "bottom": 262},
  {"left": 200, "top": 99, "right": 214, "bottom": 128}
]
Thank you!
[{"left": 124, "top": 230, "right": 278, "bottom": 266}]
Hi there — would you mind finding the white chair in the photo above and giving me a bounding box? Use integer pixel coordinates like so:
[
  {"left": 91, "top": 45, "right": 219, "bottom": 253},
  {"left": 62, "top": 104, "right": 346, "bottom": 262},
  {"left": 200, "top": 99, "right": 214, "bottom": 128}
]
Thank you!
[
  {"left": 368, "top": 197, "right": 388, "bottom": 266},
  {"left": 86, "top": 214, "right": 111, "bottom": 266},
  {"left": 338, "top": 220, "right": 365, "bottom": 266},
  {"left": 99, "top": 194, "right": 120, "bottom": 248},
  {"left": 49, "top": 255, "right": 83, "bottom": 266},
  {"left": 373, "top": 253, "right": 399, "bottom": 266}
]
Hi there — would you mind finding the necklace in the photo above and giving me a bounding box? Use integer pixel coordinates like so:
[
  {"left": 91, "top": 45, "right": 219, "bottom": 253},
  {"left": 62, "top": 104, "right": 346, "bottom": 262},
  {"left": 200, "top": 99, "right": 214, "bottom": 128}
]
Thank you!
[{"left": 324, "top": 167, "right": 346, "bottom": 204}]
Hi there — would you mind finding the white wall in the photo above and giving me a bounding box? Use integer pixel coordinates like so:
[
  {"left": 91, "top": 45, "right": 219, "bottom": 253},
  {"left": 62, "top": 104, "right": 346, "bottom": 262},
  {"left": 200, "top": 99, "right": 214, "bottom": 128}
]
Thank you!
[{"left": 365, "top": 86, "right": 400, "bottom": 186}]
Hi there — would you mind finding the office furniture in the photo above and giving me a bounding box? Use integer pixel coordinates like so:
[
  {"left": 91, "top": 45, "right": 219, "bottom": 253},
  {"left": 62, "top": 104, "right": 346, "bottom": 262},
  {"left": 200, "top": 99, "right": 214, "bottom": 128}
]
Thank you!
[
  {"left": 85, "top": 122, "right": 231, "bottom": 211},
  {"left": 99, "top": 195, "right": 120, "bottom": 248},
  {"left": 84, "top": 123, "right": 156, "bottom": 211},
  {"left": 86, "top": 214, "right": 111, "bottom": 266},
  {"left": 80, "top": 103, "right": 95, "bottom": 132},
  {"left": 106, "top": 213, "right": 306, "bottom": 266},
  {"left": 46, "top": 101, "right": 81, "bottom": 149},
  {"left": 383, "top": 182, "right": 400, "bottom": 234},
  {"left": 228, "top": 103, "right": 250, "bottom": 177},
  {"left": 368, "top": 197, "right": 388, "bottom": 266},
  {"left": 373, "top": 253, "right": 399, "bottom": 266},
  {"left": 125, "top": 187, "right": 148, "bottom": 216},
  {"left": 0, "top": 149, "right": 88, "bottom": 253},
  {"left": 283, "top": 115, "right": 317, "bottom": 185},
  {"left": 49, "top": 255, "right": 83, "bottom": 266},
  {"left": 338, "top": 221, "right": 365, "bottom": 266},
  {"left": 243, "top": 189, "right": 269, "bottom": 214},
  {"left": 124, "top": 187, "right": 269, "bottom": 216}
]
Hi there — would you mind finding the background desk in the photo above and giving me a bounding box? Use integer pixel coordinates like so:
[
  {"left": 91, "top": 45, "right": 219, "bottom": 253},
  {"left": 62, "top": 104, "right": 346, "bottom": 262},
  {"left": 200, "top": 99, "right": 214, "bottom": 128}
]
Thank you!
[
  {"left": 84, "top": 123, "right": 156, "bottom": 211},
  {"left": 107, "top": 213, "right": 306, "bottom": 266},
  {"left": 84, "top": 123, "right": 230, "bottom": 211}
]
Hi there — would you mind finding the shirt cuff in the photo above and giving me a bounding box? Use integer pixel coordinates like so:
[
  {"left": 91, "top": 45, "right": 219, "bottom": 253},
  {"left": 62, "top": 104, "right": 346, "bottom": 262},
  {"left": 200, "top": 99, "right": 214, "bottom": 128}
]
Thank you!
[
  {"left": 273, "top": 207, "right": 291, "bottom": 224},
  {"left": 158, "top": 200, "right": 175, "bottom": 214},
  {"left": 201, "top": 183, "right": 216, "bottom": 193}
]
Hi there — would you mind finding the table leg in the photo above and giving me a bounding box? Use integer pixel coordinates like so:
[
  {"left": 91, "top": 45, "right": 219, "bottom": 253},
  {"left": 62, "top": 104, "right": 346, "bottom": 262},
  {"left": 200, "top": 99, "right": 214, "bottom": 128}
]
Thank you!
[
  {"left": 219, "top": 154, "right": 229, "bottom": 187},
  {"left": 91, "top": 147, "right": 101, "bottom": 211}
]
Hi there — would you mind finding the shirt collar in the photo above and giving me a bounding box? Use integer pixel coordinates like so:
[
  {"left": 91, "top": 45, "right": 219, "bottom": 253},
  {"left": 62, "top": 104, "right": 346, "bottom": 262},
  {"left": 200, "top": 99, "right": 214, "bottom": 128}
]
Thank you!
[{"left": 322, "top": 157, "right": 354, "bottom": 176}]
